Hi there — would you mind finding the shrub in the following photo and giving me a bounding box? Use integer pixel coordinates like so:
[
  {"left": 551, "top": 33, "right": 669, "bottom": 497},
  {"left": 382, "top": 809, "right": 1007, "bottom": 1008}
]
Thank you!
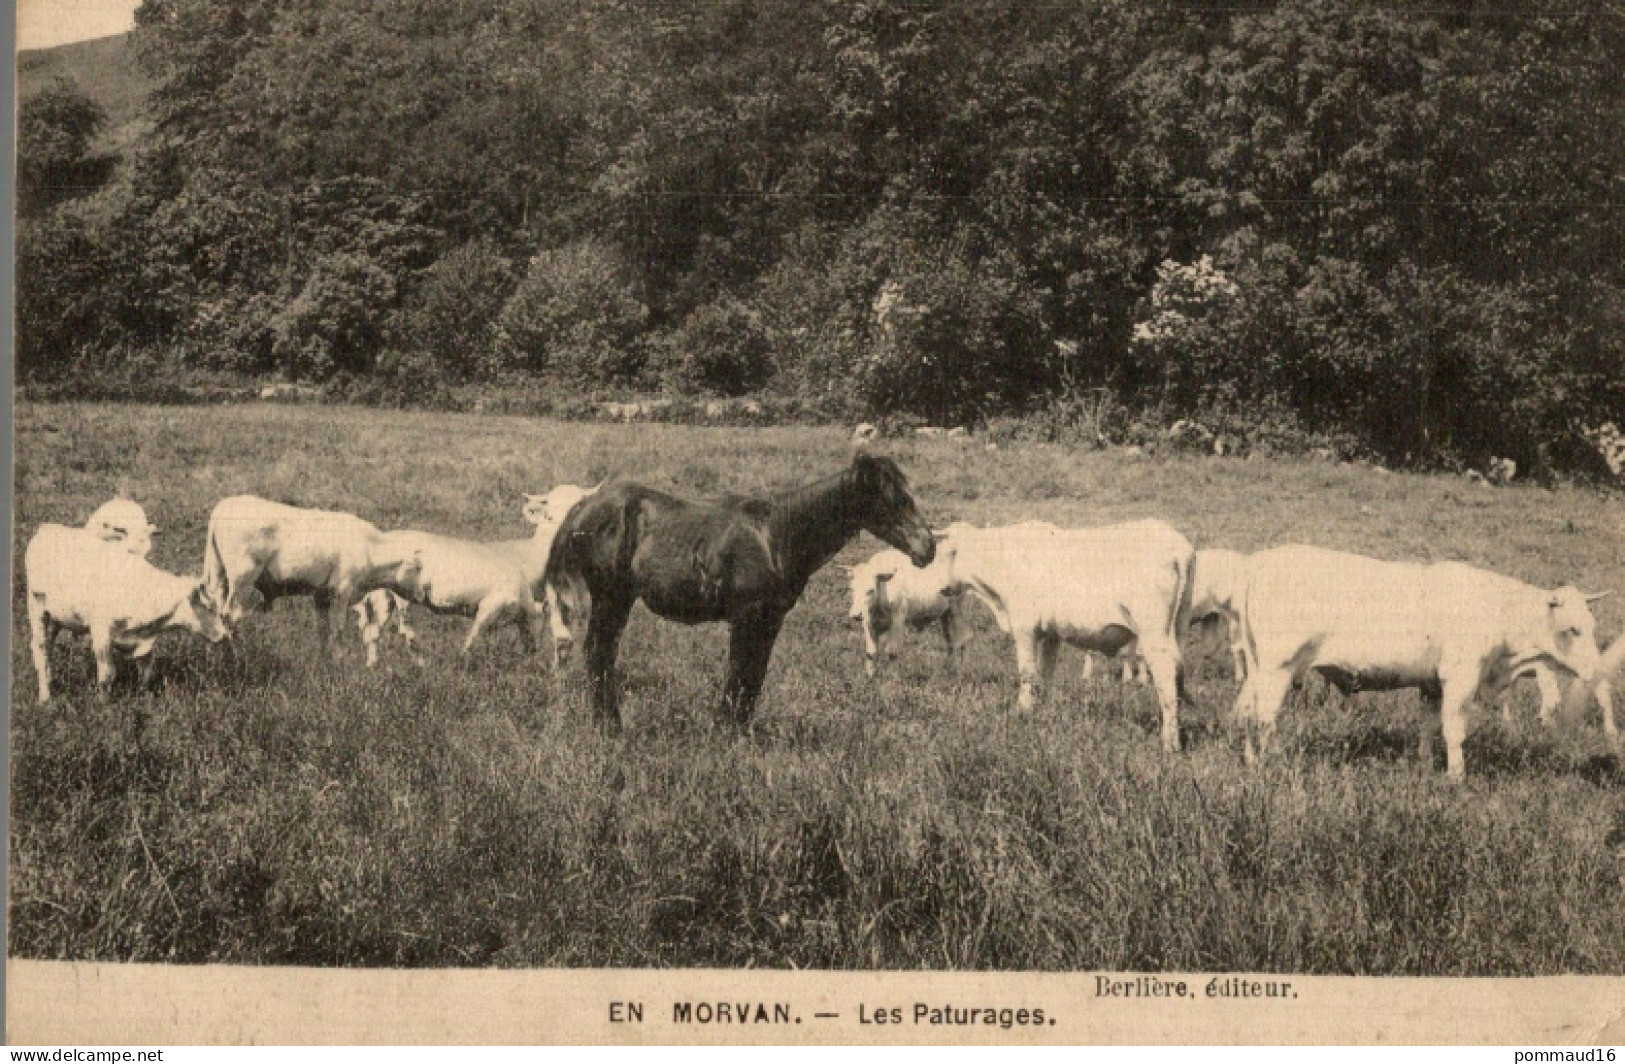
[
  {"left": 391, "top": 237, "right": 516, "bottom": 381},
  {"left": 495, "top": 239, "right": 647, "bottom": 386},
  {"left": 17, "top": 79, "right": 108, "bottom": 216},
  {"left": 859, "top": 239, "right": 1048, "bottom": 425},
  {"left": 270, "top": 252, "right": 397, "bottom": 380},
  {"left": 15, "top": 213, "right": 113, "bottom": 378},
  {"left": 657, "top": 298, "right": 775, "bottom": 396}
]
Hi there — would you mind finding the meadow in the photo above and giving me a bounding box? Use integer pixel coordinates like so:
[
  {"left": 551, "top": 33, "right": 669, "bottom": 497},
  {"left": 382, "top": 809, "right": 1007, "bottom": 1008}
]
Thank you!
[{"left": 9, "top": 402, "right": 1625, "bottom": 972}]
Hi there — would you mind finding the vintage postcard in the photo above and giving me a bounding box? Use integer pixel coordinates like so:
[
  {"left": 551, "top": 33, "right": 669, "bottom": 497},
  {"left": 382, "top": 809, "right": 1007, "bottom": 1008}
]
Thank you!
[{"left": 11, "top": 0, "right": 1625, "bottom": 1046}]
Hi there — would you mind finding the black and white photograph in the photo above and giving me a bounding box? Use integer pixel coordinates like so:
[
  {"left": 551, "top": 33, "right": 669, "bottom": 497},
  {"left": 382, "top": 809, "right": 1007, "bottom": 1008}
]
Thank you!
[{"left": 9, "top": 0, "right": 1625, "bottom": 1045}]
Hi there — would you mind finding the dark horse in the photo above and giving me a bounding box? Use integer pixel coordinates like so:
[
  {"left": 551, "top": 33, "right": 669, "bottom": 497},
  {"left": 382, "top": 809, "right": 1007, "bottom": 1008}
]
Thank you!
[{"left": 544, "top": 451, "right": 936, "bottom": 731}]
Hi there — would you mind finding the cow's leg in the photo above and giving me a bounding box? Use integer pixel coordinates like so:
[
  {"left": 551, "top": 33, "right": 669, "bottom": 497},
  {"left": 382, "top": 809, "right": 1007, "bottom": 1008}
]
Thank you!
[
  {"left": 361, "top": 624, "right": 382, "bottom": 668},
  {"left": 1038, "top": 633, "right": 1062, "bottom": 695},
  {"left": 1080, "top": 652, "right": 1097, "bottom": 682},
  {"left": 1532, "top": 665, "right": 1562, "bottom": 727},
  {"left": 1014, "top": 628, "right": 1045, "bottom": 709},
  {"left": 583, "top": 592, "right": 633, "bottom": 733},
  {"left": 309, "top": 590, "right": 338, "bottom": 660},
  {"left": 135, "top": 652, "right": 158, "bottom": 691},
  {"left": 721, "top": 610, "right": 786, "bottom": 728},
  {"left": 394, "top": 609, "right": 423, "bottom": 666},
  {"left": 1597, "top": 677, "right": 1618, "bottom": 739},
  {"left": 461, "top": 596, "right": 515, "bottom": 655},
  {"left": 544, "top": 582, "right": 576, "bottom": 667},
  {"left": 1435, "top": 662, "right": 1481, "bottom": 781},
  {"left": 941, "top": 609, "right": 965, "bottom": 667},
  {"left": 27, "top": 598, "right": 53, "bottom": 705},
  {"left": 1140, "top": 641, "right": 1184, "bottom": 754},
  {"left": 518, "top": 598, "right": 543, "bottom": 656},
  {"left": 91, "top": 626, "right": 118, "bottom": 697},
  {"left": 1121, "top": 638, "right": 1145, "bottom": 684}
]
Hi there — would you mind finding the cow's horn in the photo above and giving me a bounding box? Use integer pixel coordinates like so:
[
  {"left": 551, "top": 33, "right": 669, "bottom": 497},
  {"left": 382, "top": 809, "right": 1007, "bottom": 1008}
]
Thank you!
[{"left": 1586, "top": 590, "right": 1615, "bottom": 603}]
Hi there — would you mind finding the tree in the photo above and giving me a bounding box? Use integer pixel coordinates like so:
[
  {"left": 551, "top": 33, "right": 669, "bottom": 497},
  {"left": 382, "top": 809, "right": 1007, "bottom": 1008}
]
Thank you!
[{"left": 18, "top": 79, "right": 110, "bottom": 216}]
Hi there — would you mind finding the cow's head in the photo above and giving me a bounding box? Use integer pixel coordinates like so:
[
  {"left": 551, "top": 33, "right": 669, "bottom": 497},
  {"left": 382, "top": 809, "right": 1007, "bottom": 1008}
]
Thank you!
[
  {"left": 523, "top": 481, "right": 603, "bottom": 530},
  {"left": 389, "top": 549, "right": 427, "bottom": 600},
  {"left": 1532, "top": 586, "right": 1611, "bottom": 679},
  {"left": 87, "top": 499, "right": 157, "bottom": 559},
  {"left": 183, "top": 582, "right": 230, "bottom": 644},
  {"left": 843, "top": 559, "right": 899, "bottom": 677}
]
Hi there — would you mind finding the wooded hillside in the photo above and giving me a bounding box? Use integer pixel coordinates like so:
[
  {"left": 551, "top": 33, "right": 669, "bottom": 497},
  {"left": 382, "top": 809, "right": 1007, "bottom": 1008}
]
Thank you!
[{"left": 16, "top": 1, "right": 1625, "bottom": 472}]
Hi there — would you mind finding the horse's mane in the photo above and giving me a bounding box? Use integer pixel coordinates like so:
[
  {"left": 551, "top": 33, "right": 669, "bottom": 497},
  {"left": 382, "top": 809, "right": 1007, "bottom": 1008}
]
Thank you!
[{"left": 852, "top": 450, "right": 911, "bottom": 496}]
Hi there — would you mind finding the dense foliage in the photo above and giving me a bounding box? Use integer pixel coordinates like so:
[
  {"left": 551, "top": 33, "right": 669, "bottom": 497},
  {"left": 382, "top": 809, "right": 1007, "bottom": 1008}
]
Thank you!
[{"left": 17, "top": 0, "right": 1625, "bottom": 469}]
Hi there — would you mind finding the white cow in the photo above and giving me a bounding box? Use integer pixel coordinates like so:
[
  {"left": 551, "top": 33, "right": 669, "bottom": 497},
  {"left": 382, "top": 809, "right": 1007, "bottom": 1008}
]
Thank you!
[
  {"left": 202, "top": 495, "right": 423, "bottom": 658},
  {"left": 937, "top": 519, "right": 1195, "bottom": 752},
  {"left": 843, "top": 546, "right": 968, "bottom": 677},
  {"left": 1185, "top": 548, "right": 1251, "bottom": 679},
  {"left": 85, "top": 498, "right": 157, "bottom": 558},
  {"left": 1236, "top": 544, "right": 1614, "bottom": 779},
  {"left": 374, "top": 530, "right": 546, "bottom": 656},
  {"left": 351, "top": 589, "right": 420, "bottom": 668},
  {"left": 26, "top": 524, "right": 227, "bottom": 702},
  {"left": 359, "top": 485, "right": 598, "bottom": 667}
]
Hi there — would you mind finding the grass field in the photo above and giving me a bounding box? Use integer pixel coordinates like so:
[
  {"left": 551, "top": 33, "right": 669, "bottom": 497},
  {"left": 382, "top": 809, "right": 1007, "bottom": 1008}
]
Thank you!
[{"left": 10, "top": 402, "right": 1625, "bottom": 972}]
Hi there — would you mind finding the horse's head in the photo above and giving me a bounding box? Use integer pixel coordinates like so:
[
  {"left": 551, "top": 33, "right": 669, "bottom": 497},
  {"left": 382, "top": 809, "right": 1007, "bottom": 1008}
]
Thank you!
[{"left": 851, "top": 451, "right": 935, "bottom": 567}]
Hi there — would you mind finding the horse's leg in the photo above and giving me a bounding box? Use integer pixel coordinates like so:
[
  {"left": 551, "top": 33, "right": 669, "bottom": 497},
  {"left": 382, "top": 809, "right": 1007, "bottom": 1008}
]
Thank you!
[
  {"left": 584, "top": 592, "right": 634, "bottom": 733},
  {"left": 721, "top": 611, "right": 786, "bottom": 728}
]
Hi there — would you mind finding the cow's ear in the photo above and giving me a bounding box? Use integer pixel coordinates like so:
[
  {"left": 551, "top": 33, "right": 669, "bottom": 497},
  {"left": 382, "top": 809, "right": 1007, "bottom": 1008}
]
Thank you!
[{"left": 875, "top": 571, "right": 894, "bottom": 584}]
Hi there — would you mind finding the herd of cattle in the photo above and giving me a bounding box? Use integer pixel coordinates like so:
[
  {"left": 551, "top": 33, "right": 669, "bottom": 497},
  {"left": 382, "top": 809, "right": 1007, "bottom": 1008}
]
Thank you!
[{"left": 19, "top": 451, "right": 1623, "bottom": 781}]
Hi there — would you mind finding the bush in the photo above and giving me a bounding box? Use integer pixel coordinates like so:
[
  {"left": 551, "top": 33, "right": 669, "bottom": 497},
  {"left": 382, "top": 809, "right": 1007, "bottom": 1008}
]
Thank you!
[
  {"left": 859, "top": 238, "right": 1048, "bottom": 425},
  {"left": 656, "top": 298, "right": 775, "bottom": 396},
  {"left": 495, "top": 239, "right": 647, "bottom": 386},
  {"left": 392, "top": 238, "right": 515, "bottom": 381},
  {"left": 15, "top": 213, "right": 113, "bottom": 379},
  {"left": 270, "top": 252, "right": 398, "bottom": 380},
  {"left": 17, "top": 79, "right": 108, "bottom": 216}
]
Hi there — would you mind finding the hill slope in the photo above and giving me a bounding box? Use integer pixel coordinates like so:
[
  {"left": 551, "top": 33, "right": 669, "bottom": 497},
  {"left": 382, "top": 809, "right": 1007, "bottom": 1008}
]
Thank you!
[{"left": 18, "top": 32, "right": 153, "bottom": 145}]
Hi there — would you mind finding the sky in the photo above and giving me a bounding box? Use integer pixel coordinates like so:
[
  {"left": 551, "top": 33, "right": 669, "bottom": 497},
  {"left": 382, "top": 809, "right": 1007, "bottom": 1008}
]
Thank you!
[{"left": 18, "top": 0, "right": 140, "bottom": 51}]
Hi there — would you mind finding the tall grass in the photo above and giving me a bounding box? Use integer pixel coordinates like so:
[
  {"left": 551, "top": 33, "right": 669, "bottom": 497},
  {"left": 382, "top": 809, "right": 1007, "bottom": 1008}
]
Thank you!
[{"left": 10, "top": 402, "right": 1625, "bottom": 971}]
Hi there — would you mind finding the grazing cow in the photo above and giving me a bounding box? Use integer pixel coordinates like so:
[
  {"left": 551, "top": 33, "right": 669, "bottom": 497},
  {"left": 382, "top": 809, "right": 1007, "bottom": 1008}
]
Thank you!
[
  {"left": 545, "top": 452, "right": 936, "bottom": 731},
  {"left": 26, "top": 524, "right": 227, "bottom": 703},
  {"left": 936, "top": 519, "right": 1196, "bottom": 753},
  {"left": 362, "top": 485, "right": 599, "bottom": 668},
  {"left": 352, "top": 589, "right": 420, "bottom": 668},
  {"left": 1236, "top": 544, "right": 1614, "bottom": 779},
  {"left": 85, "top": 498, "right": 158, "bottom": 558},
  {"left": 374, "top": 530, "right": 545, "bottom": 656},
  {"left": 843, "top": 546, "right": 968, "bottom": 677},
  {"left": 202, "top": 495, "right": 423, "bottom": 659},
  {"left": 1186, "top": 548, "right": 1250, "bottom": 679}
]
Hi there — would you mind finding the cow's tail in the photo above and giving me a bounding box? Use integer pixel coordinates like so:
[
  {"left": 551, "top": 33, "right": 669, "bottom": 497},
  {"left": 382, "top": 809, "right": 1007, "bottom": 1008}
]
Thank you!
[
  {"left": 203, "top": 511, "right": 231, "bottom": 615},
  {"left": 1165, "top": 547, "right": 1195, "bottom": 647}
]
